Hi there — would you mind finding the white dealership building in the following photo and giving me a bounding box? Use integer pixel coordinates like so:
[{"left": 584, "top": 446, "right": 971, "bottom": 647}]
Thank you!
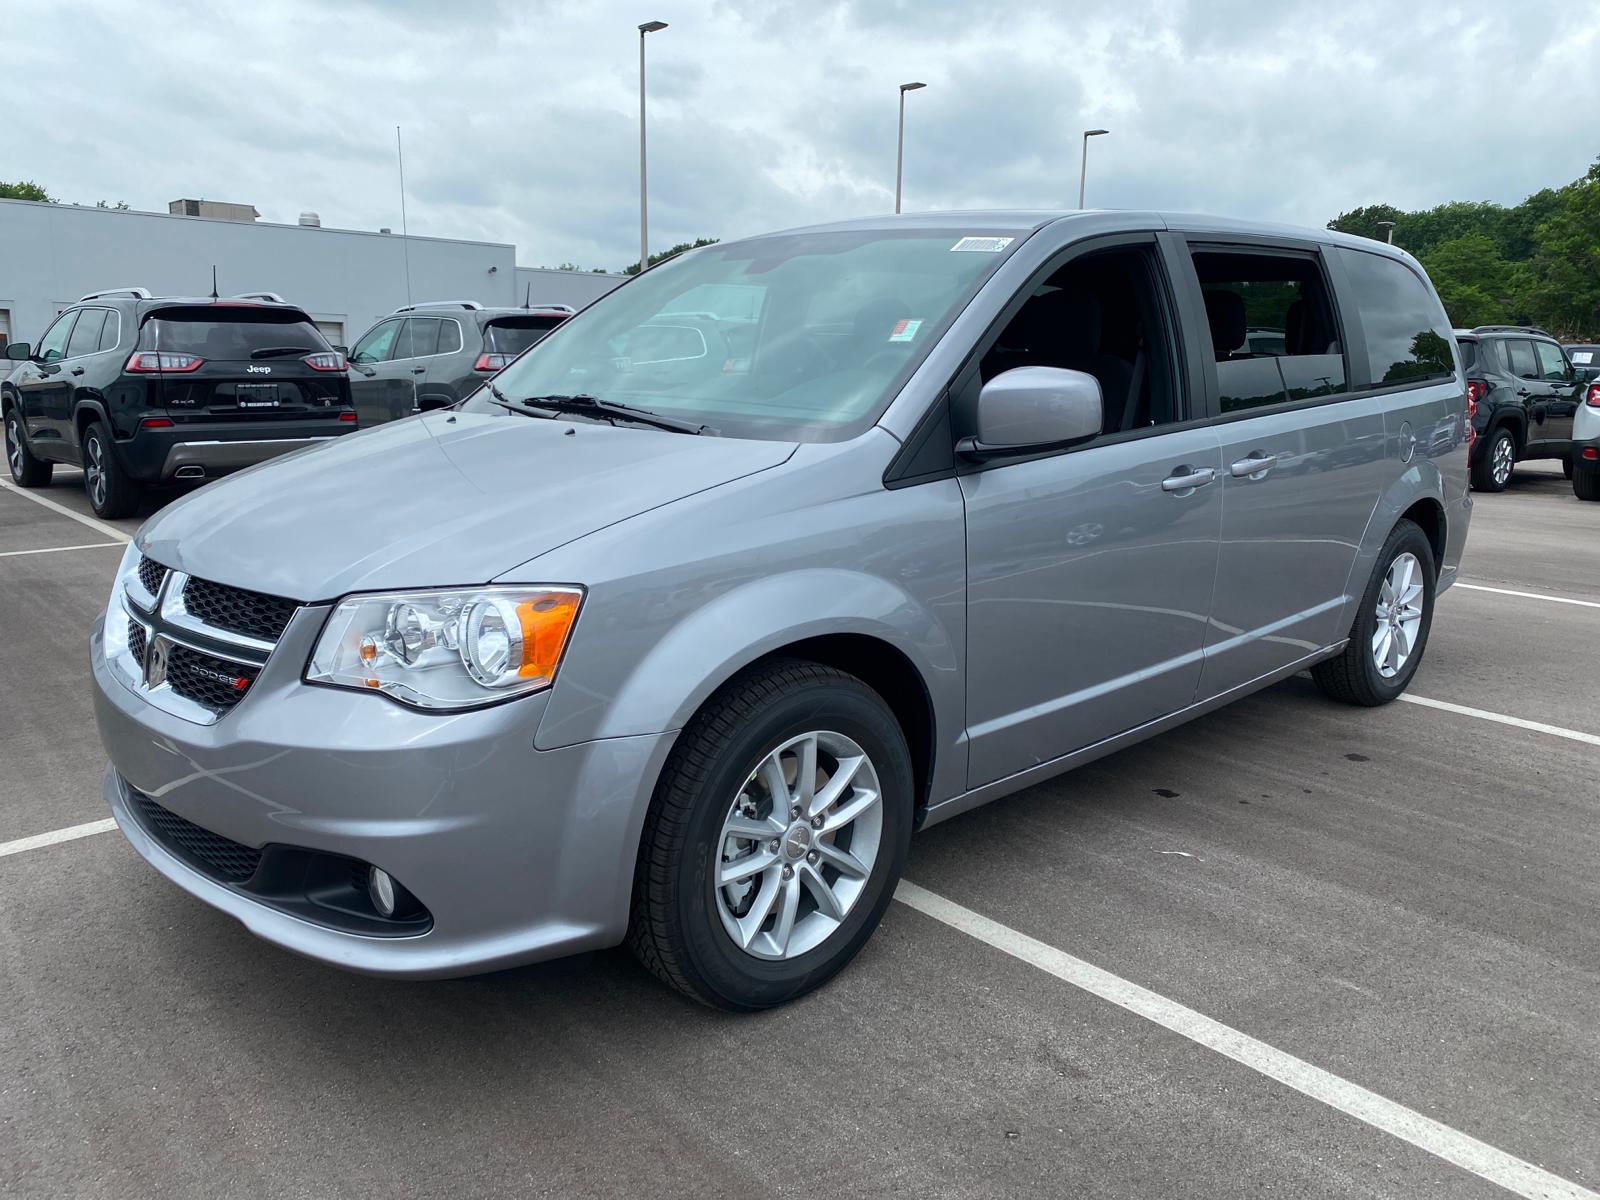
[{"left": 0, "top": 197, "right": 625, "bottom": 352}]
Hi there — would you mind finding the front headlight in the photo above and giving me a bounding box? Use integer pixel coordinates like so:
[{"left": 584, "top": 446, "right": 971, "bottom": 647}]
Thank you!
[{"left": 306, "top": 586, "right": 583, "bottom": 711}]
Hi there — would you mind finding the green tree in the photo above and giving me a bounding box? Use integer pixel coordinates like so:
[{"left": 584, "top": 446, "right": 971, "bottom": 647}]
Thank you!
[
  {"left": 1418, "top": 233, "right": 1525, "bottom": 328},
  {"left": 0, "top": 180, "right": 54, "bottom": 202},
  {"left": 1518, "top": 164, "right": 1600, "bottom": 338},
  {"left": 622, "top": 237, "right": 719, "bottom": 276},
  {"left": 1327, "top": 203, "right": 1404, "bottom": 243}
]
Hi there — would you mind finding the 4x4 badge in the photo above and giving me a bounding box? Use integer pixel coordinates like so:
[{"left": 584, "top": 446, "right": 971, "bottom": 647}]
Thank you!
[{"left": 143, "top": 635, "right": 170, "bottom": 689}]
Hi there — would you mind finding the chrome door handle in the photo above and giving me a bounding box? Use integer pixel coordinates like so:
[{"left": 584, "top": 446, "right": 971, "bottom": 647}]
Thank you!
[
  {"left": 1229, "top": 453, "right": 1277, "bottom": 478},
  {"left": 1161, "top": 466, "right": 1217, "bottom": 493}
]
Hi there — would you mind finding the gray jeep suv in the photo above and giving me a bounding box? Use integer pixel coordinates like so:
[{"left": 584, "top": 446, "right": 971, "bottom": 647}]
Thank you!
[
  {"left": 92, "top": 211, "right": 1471, "bottom": 1009},
  {"left": 346, "top": 301, "right": 571, "bottom": 425}
]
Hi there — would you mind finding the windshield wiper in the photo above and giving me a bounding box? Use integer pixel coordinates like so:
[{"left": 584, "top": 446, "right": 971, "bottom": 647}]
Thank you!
[
  {"left": 250, "top": 346, "right": 315, "bottom": 358},
  {"left": 515, "top": 394, "right": 715, "bottom": 436}
]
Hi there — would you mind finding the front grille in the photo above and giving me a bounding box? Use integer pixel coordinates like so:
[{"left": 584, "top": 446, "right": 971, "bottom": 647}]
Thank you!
[
  {"left": 126, "top": 789, "right": 262, "bottom": 884},
  {"left": 165, "top": 643, "right": 259, "bottom": 712},
  {"left": 137, "top": 556, "right": 167, "bottom": 597},
  {"left": 127, "top": 620, "right": 147, "bottom": 665},
  {"left": 181, "top": 577, "right": 298, "bottom": 642}
]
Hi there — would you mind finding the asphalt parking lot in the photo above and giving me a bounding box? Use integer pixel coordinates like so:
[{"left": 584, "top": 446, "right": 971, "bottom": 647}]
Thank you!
[{"left": 3, "top": 463, "right": 1597, "bottom": 1200}]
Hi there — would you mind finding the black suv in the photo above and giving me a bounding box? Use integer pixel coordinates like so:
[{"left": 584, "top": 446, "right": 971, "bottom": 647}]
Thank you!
[
  {"left": 3, "top": 289, "right": 357, "bottom": 517},
  {"left": 1455, "top": 325, "right": 1582, "bottom": 491},
  {"left": 345, "top": 301, "right": 572, "bottom": 426}
]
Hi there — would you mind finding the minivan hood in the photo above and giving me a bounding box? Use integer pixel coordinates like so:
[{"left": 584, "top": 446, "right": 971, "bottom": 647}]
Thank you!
[{"left": 137, "top": 411, "right": 796, "bottom": 600}]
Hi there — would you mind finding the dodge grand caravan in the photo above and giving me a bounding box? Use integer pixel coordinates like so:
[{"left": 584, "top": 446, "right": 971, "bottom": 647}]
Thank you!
[{"left": 92, "top": 212, "right": 1471, "bottom": 1009}]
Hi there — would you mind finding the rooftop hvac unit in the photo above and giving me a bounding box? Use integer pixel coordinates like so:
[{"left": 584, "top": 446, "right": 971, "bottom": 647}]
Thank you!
[{"left": 299, "top": 212, "right": 322, "bottom": 228}]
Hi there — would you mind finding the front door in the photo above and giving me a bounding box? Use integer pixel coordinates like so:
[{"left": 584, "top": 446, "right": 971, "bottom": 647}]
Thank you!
[
  {"left": 14, "top": 311, "right": 78, "bottom": 459},
  {"left": 1531, "top": 340, "right": 1578, "bottom": 452},
  {"left": 961, "top": 238, "right": 1223, "bottom": 787},
  {"left": 347, "top": 318, "right": 408, "bottom": 426}
]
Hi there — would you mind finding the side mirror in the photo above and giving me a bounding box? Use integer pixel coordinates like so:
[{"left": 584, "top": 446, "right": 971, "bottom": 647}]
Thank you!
[
  {"left": 959, "top": 367, "right": 1104, "bottom": 460},
  {"left": 5, "top": 342, "right": 31, "bottom": 361},
  {"left": 331, "top": 345, "right": 348, "bottom": 357}
]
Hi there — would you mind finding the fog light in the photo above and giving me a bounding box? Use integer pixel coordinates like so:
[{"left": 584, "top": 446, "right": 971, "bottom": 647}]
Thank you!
[{"left": 368, "top": 866, "right": 397, "bottom": 917}]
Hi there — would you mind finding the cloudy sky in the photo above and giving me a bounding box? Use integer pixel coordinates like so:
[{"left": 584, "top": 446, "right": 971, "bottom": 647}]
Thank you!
[{"left": 9, "top": 0, "right": 1598, "bottom": 271}]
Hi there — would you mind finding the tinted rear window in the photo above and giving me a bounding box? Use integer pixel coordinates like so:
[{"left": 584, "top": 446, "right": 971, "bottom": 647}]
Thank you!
[
  {"left": 487, "top": 316, "right": 566, "bottom": 355},
  {"left": 1456, "top": 339, "right": 1479, "bottom": 370},
  {"left": 1334, "top": 250, "right": 1455, "bottom": 384},
  {"left": 144, "top": 307, "right": 328, "bottom": 358}
]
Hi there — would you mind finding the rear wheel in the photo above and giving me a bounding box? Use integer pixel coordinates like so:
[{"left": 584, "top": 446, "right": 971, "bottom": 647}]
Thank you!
[
  {"left": 5, "top": 409, "right": 53, "bottom": 487},
  {"left": 1575, "top": 461, "right": 1600, "bottom": 502},
  {"left": 1471, "top": 427, "right": 1516, "bottom": 492},
  {"left": 1312, "top": 519, "right": 1435, "bottom": 706},
  {"left": 1562, "top": 457, "right": 1574, "bottom": 480},
  {"left": 82, "top": 421, "right": 141, "bottom": 519},
  {"left": 629, "top": 660, "right": 914, "bottom": 1010}
]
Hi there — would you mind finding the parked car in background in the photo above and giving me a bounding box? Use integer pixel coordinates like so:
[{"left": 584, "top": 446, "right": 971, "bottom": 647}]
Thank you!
[
  {"left": 4, "top": 288, "right": 355, "bottom": 517},
  {"left": 1454, "top": 325, "right": 1581, "bottom": 490},
  {"left": 94, "top": 211, "right": 1469, "bottom": 1010},
  {"left": 1563, "top": 343, "right": 1600, "bottom": 383},
  {"left": 1573, "top": 377, "right": 1600, "bottom": 500},
  {"left": 345, "top": 301, "right": 573, "bottom": 425}
]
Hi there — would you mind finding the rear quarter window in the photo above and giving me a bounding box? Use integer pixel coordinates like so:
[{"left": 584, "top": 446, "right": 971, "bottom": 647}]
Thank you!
[
  {"left": 1335, "top": 250, "right": 1456, "bottom": 385},
  {"left": 1456, "top": 339, "right": 1479, "bottom": 371}
]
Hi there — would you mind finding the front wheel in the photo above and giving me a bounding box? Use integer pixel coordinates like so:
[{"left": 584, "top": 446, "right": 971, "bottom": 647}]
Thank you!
[
  {"left": 1311, "top": 519, "right": 1436, "bottom": 706},
  {"left": 5, "top": 409, "right": 53, "bottom": 487},
  {"left": 629, "top": 660, "right": 914, "bottom": 1010}
]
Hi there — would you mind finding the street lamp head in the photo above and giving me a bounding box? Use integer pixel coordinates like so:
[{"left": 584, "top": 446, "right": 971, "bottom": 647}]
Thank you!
[
  {"left": 1084, "top": 128, "right": 1109, "bottom": 137},
  {"left": 639, "top": 20, "right": 668, "bottom": 33},
  {"left": 900, "top": 81, "right": 926, "bottom": 92}
]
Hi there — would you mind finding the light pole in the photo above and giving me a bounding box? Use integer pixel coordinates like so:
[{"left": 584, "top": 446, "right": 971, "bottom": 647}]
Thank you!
[
  {"left": 1077, "top": 128, "right": 1109, "bottom": 209},
  {"left": 638, "top": 20, "right": 668, "bottom": 273},
  {"left": 1376, "top": 220, "right": 1396, "bottom": 244},
  {"left": 895, "top": 82, "right": 925, "bottom": 214}
]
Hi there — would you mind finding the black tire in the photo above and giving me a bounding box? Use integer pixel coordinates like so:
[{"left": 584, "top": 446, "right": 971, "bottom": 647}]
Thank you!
[
  {"left": 1470, "top": 427, "right": 1516, "bottom": 492},
  {"left": 81, "top": 421, "right": 142, "bottom": 519},
  {"left": 628, "top": 659, "right": 914, "bottom": 1010},
  {"left": 1312, "top": 519, "right": 1436, "bottom": 707},
  {"left": 1576, "top": 462, "right": 1600, "bottom": 502},
  {"left": 4, "top": 407, "right": 53, "bottom": 487}
]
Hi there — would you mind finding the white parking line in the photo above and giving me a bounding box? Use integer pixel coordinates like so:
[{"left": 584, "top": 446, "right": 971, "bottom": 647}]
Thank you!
[
  {"left": 0, "top": 541, "right": 124, "bottom": 559},
  {"left": 1457, "top": 582, "right": 1600, "bottom": 610},
  {"left": 896, "top": 880, "right": 1597, "bottom": 1200},
  {"left": 0, "top": 818, "right": 117, "bottom": 860},
  {"left": 0, "top": 478, "right": 131, "bottom": 543},
  {"left": 1402, "top": 694, "right": 1600, "bottom": 748}
]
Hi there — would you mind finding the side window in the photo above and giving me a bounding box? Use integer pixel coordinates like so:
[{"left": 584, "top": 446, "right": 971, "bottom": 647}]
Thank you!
[
  {"left": 1504, "top": 339, "right": 1538, "bottom": 380},
  {"left": 35, "top": 312, "right": 78, "bottom": 363},
  {"left": 396, "top": 317, "right": 441, "bottom": 359},
  {"left": 66, "top": 309, "right": 108, "bottom": 358},
  {"left": 978, "top": 244, "right": 1181, "bottom": 433},
  {"left": 1335, "top": 249, "right": 1455, "bottom": 385},
  {"left": 437, "top": 320, "right": 462, "bottom": 355},
  {"left": 98, "top": 310, "right": 122, "bottom": 352},
  {"left": 1456, "top": 339, "right": 1478, "bottom": 372},
  {"left": 1190, "top": 248, "right": 1346, "bottom": 413},
  {"left": 350, "top": 319, "right": 400, "bottom": 365},
  {"left": 1532, "top": 340, "right": 1569, "bottom": 382}
]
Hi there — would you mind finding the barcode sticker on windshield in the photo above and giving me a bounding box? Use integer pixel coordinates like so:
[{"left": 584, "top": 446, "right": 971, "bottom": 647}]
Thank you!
[
  {"left": 950, "top": 236, "right": 1013, "bottom": 253},
  {"left": 888, "top": 319, "right": 923, "bottom": 343}
]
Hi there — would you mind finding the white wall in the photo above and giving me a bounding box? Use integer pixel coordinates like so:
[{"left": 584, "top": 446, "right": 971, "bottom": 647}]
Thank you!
[{"left": 0, "top": 198, "right": 626, "bottom": 349}]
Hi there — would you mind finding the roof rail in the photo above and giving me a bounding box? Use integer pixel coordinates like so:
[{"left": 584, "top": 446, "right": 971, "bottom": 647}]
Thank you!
[
  {"left": 529, "top": 303, "right": 576, "bottom": 314},
  {"left": 1471, "top": 324, "right": 1553, "bottom": 338},
  {"left": 78, "top": 286, "right": 153, "bottom": 302},
  {"left": 230, "top": 291, "right": 287, "bottom": 303},
  {"left": 393, "top": 300, "right": 483, "bottom": 314}
]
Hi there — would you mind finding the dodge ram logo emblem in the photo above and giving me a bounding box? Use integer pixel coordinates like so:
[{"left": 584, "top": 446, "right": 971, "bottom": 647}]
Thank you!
[
  {"left": 143, "top": 635, "right": 171, "bottom": 689},
  {"left": 246, "top": 364, "right": 272, "bottom": 375}
]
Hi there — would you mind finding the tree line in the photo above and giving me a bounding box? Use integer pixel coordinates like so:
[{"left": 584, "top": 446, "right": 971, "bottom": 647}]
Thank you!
[{"left": 1329, "top": 159, "right": 1600, "bottom": 339}]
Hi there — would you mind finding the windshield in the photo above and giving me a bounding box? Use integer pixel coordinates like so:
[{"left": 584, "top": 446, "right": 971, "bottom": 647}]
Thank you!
[{"left": 461, "top": 229, "right": 1023, "bottom": 441}]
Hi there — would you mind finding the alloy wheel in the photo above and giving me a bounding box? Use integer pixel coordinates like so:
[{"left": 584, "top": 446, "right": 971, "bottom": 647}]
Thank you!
[
  {"left": 714, "top": 730, "right": 883, "bottom": 961},
  {"left": 85, "top": 435, "right": 106, "bottom": 509},
  {"left": 1372, "top": 551, "right": 1424, "bottom": 679},
  {"left": 5, "top": 416, "right": 22, "bottom": 479},
  {"left": 1491, "top": 436, "right": 1514, "bottom": 487}
]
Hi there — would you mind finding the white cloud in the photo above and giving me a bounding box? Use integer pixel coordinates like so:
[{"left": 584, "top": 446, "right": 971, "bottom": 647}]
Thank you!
[{"left": 7, "top": 0, "right": 1597, "bottom": 271}]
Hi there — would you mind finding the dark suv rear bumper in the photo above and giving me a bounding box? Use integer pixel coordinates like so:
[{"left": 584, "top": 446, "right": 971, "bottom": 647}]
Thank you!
[{"left": 120, "top": 419, "right": 357, "bottom": 483}]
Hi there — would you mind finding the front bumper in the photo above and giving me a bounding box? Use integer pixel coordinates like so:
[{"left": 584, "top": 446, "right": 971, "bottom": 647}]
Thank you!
[
  {"left": 119, "top": 418, "right": 356, "bottom": 483},
  {"left": 91, "top": 610, "right": 674, "bottom": 978}
]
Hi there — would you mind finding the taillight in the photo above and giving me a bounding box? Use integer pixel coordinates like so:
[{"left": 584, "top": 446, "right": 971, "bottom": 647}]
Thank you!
[
  {"left": 139, "top": 417, "right": 175, "bottom": 430},
  {"left": 1586, "top": 382, "right": 1600, "bottom": 408},
  {"left": 1464, "top": 379, "right": 1483, "bottom": 449},
  {"left": 303, "top": 351, "right": 347, "bottom": 372},
  {"left": 473, "top": 353, "right": 511, "bottom": 373},
  {"left": 338, "top": 411, "right": 358, "bottom": 423},
  {"left": 126, "top": 351, "right": 203, "bottom": 373}
]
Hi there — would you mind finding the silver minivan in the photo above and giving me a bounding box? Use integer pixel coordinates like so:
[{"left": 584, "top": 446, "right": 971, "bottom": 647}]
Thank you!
[{"left": 92, "top": 211, "right": 1471, "bottom": 1009}]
